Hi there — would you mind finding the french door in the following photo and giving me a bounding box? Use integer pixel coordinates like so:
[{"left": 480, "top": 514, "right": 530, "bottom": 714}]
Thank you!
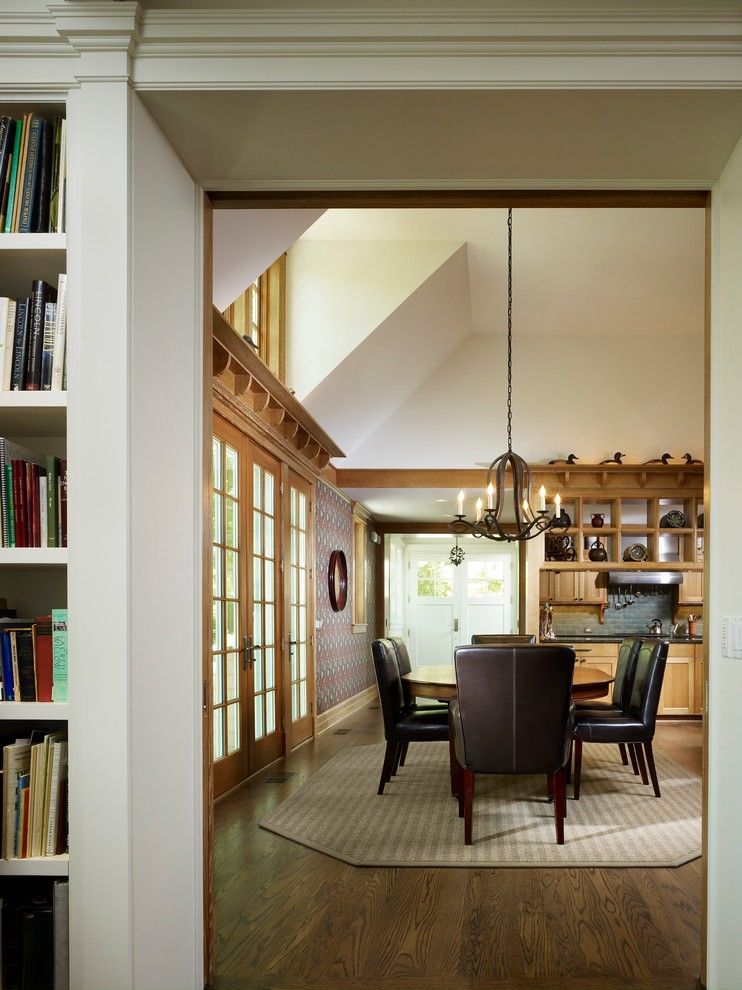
[
  {"left": 284, "top": 471, "right": 314, "bottom": 751},
  {"left": 211, "top": 416, "right": 283, "bottom": 796}
]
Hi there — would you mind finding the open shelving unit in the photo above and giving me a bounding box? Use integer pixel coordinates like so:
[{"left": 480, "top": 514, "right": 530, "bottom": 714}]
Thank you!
[{"left": 0, "top": 103, "right": 69, "bottom": 976}]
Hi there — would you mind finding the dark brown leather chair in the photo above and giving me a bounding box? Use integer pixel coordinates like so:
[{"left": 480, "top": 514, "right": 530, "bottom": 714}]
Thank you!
[
  {"left": 389, "top": 636, "right": 447, "bottom": 767},
  {"left": 471, "top": 634, "right": 537, "bottom": 645},
  {"left": 575, "top": 637, "right": 641, "bottom": 769},
  {"left": 572, "top": 640, "right": 668, "bottom": 800},
  {"left": 371, "top": 639, "right": 449, "bottom": 795},
  {"left": 450, "top": 644, "right": 576, "bottom": 845}
]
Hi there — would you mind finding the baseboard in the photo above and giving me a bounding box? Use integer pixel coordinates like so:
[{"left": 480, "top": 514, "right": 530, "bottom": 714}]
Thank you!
[{"left": 315, "top": 685, "right": 377, "bottom": 736}]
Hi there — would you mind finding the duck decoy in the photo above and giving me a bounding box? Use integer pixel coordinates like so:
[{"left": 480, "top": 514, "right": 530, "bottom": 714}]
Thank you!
[
  {"left": 600, "top": 452, "right": 625, "bottom": 465},
  {"left": 548, "top": 454, "right": 579, "bottom": 465},
  {"left": 684, "top": 453, "right": 704, "bottom": 465},
  {"left": 644, "top": 453, "right": 674, "bottom": 465}
]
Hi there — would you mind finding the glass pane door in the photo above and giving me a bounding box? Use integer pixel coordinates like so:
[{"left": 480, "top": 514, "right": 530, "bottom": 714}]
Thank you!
[{"left": 286, "top": 472, "right": 314, "bottom": 749}]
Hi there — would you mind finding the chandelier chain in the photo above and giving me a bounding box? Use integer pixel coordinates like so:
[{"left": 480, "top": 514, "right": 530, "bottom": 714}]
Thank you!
[{"left": 507, "top": 207, "right": 513, "bottom": 452}]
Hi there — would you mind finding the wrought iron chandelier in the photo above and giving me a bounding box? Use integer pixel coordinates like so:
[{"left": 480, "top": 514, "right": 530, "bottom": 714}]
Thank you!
[
  {"left": 449, "top": 209, "right": 562, "bottom": 543},
  {"left": 449, "top": 537, "right": 465, "bottom": 566}
]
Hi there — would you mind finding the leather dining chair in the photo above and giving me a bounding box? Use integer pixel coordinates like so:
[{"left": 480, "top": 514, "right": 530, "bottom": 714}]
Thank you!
[
  {"left": 450, "top": 644, "right": 576, "bottom": 845},
  {"left": 471, "top": 634, "right": 537, "bottom": 645},
  {"left": 575, "top": 637, "right": 641, "bottom": 770},
  {"left": 572, "top": 640, "right": 668, "bottom": 800},
  {"left": 389, "top": 636, "right": 447, "bottom": 768},
  {"left": 371, "top": 639, "right": 449, "bottom": 795}
]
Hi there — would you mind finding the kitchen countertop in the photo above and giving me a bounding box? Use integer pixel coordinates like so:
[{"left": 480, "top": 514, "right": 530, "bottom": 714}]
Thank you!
[{"left": 548, "top": 635, "right": 703, "bottom": 644}]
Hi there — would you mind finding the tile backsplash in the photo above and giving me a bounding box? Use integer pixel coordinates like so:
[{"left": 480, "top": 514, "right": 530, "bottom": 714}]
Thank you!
[{"left": 551, "top": 587, "right": 703, "bottom": 638}]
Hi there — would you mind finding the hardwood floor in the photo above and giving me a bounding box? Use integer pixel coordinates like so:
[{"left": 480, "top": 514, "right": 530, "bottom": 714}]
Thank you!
[{"left": 213, "top": 711, "right": 703, "bottom": 990}]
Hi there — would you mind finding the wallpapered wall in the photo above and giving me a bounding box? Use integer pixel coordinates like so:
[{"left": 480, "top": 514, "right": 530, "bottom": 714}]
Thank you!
[{"left": 314, "top": 480, "right": 377, "bottom": 714}]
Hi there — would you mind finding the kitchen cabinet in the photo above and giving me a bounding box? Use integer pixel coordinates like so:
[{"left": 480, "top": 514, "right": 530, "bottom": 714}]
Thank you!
[
  {"left": 539, "top": 570, "right": 607, "bottom": 604},
  {"left": 658, "top": 644, "right": 695, "bottom": 716},
  {"left": 677, "top": 570, "right": 703, "bottom": 604}
]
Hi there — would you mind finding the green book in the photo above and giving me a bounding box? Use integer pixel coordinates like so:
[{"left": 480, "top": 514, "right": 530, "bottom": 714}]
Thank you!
[
  {"left": 5, "top": 463, "right": 14, "bottom": 547},
  {"left": 3, "top": 120, "right": 22, "bottom": 233},
  {"left": 51, "top": 608, "right": 68, "bottom": 702},
  {"left": 49, "top": 116, "right": 62, "bottom": 234},
  {"left": 45, "top": 455, "right": 58, "bottom": 547}
]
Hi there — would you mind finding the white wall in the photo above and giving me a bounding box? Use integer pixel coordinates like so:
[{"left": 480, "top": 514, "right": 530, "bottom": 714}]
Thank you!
[
  {"left": 129, "top": 96, "right": 203, "bottom": 990},
  {"left": 286, "top": 239, "right": 462, "bottom": 397},
  {"left": 343, "top": 332, "right": 704, "bottom": 467},
  {"left": 707, "top": 134, "right": 742, "bottom": 990}
]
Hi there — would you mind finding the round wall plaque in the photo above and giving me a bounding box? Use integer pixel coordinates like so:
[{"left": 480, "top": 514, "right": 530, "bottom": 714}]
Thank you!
[{"left": 328, "top": 550, "right": 348, "bottom": 612}]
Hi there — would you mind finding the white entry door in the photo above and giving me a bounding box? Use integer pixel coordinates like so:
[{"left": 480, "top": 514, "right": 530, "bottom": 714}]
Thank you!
[{"left": 407, "top": 546, "right": 516, "bottom": 665}]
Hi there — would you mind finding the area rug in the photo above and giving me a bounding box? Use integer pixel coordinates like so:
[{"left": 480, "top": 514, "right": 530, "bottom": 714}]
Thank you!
[{"left": 259, "top": 742, "right": 701, "bottom": 867}]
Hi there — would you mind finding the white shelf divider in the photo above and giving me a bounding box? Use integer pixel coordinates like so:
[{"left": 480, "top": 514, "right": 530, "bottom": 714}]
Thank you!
[
  {"left": 0, "top": 702, "right": 69, "bottom": 720},
  {"left": 0, "top": 233, "right": 66, "bottom": 252},
  {"left": 0, "top": 854, "right": 69, "bottom": 877},
  {"left": 0, "top": 548, "right": 67, "bottom": 566}
]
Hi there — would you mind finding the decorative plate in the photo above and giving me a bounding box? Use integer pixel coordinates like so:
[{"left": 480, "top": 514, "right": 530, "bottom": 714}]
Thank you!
[
  {"left": 660, "top": 510, "right": 687, "bottom": 528},
  {"left": 623, "top": 543, "right": 648, "bottom": 562}
]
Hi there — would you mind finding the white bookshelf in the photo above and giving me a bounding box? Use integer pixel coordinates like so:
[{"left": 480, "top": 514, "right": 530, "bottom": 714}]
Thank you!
[
  {"left": 0, "top": 854, "right": 68, "bottom": 877},
  {"left": 0, "top": 233, "right": 67, "bottom": 299},
  {"left": 0, "top": 702, "right": 68, "bottom": 719},
  {"left": 0, "top": 548, "right": 67, "bottom": 566},
  {"left": 0, "top": 391, "right": 67, "bottom": 436}
]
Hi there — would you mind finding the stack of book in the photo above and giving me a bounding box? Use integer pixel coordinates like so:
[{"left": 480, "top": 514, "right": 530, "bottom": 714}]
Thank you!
[
  {"left": 0, "top": 113, "right": 66, "bottom": 234},
  {"left": 1, "top": 730, "right": 68, "bottom": 861},
  {"left": 0, "top": 612, "right": 68, "bottom": 704},
  {"left": 0, "top": 881, "right": 68, "bottom": 989},
  {"left": 0, "top": 442, "right": 67, "bottom": 549},
  {"left": 0, "top": 274, "right": 67, "bottom": 391}
]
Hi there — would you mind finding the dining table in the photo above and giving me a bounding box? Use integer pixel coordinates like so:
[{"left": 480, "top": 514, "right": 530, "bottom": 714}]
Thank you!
[{"left": 402, "top": 663, "right": 614, "bottom": 702}]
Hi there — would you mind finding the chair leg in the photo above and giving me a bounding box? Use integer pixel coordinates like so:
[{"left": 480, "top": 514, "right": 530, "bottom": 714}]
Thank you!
[
  {"left": 392, "top": 743, "right": 403, "bottom": 777},
  {"left": 458, "top": 762, "right": 465, "bottom": 818},
  {"left": 463, "top": 768, "right": 475, "bottom": 845},
  {"left": 573, "top": 738, "right": 583, "bottom": 800},
  {"left": 634, "top": 743, "right": 649, "bottom": 785},
  {"left": 553, "top": 767, "right": 566, "bottom": 845},
  {"left": 448, "top": 711, "right": 458, "bottom": 797},
  {"left": 644, "top": 742, "right": 661, "bottom": 797},
  {"left": 378, "top": 741, "right": 398, "bottom": 795},
  {"left": 399, "top": 741, "right": 409, "bottom": 767},
  {"left": 628, "top": 741, "right": 640, "bottom": 775},
  {"left": 546, "top": 773, "right": 554, "bottom": 803},
  {"left": 618, "top": 743, "right": 629, "bottom": 766}
]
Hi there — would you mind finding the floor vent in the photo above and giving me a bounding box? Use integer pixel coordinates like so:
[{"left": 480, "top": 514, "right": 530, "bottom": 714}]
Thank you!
[{"left": 266, "top": 772, "right": 296, "bottom": 783}]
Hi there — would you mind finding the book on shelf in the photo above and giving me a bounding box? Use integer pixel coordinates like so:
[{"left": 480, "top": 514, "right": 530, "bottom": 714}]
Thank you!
[
  {"left": 0, "top": 113, "right": 66, "bottom": 234},
  {"left": 0, "top": 272, "right": 66, "bottom": 392},
  {"left": 1, "top": 881, "right": 68, "bottom": 990},
  {"left": 0, "top": 440, "right": 67, "bottom": 548},
  {"left": 0, "top": 614, "right": 65, "bottom": 704},
  {"left": 1, "top": 730, "right": 67, "bottom": 861}
]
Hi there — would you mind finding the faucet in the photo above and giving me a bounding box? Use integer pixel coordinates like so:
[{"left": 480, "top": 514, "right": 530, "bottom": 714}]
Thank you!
[{"left": 647, "top": 618, "right": 663, "bottom": 636}]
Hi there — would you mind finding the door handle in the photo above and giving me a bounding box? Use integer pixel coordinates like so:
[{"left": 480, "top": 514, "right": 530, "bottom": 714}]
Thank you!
[
  {"left": 243, "top": 634, "right": 261, "bottom": 670},
  {"left": 288, "top": 639, "right": 297, "bottom": 654},
  {"left": 453, "top": 619, "right": 459, "bottom": 632}
]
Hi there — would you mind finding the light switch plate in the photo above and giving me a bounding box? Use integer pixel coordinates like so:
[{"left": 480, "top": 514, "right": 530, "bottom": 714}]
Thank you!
[{"left": 722, "top": 616, "right": 742, "bottom": 658}]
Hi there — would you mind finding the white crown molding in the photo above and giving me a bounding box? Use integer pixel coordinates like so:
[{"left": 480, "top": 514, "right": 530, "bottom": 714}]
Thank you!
[{"left": 201, "top": 177, "right": 714, "bottom": 192}]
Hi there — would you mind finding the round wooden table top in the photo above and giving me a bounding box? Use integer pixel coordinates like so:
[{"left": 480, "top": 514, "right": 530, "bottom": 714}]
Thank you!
[{"left": 402, "top": 664, "right": 614, "bottom": 702}]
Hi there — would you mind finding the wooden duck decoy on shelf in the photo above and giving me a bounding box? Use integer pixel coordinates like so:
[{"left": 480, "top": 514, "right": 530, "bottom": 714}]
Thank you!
[
  {"left": 684, "top": 453, "right": 704, "bottom": 465},
  {"left": 600, "top": 452, "right": 625, "bottom": 465},
  {"left": 548, "top": 454, "right": 579, "bottom": 465},
  {"left": 644, "top": 452, "right": 674, "bottom": 464}
]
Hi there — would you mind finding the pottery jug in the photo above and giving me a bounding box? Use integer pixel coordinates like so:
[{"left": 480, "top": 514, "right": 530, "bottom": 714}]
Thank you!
[
  {"left": 588, "top": 538, "right": 608, "bottom": 562},
  {"left": 591, "top": 513, "right": 605, "bottom": 528}
]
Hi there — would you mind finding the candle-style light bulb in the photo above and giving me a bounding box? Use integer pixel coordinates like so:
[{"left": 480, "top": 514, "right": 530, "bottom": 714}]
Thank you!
[
  {"left": 555, "top": 493, "right": 562, "bottom": 518},
  {"left": 487, "top": 483, "right": 494, "bottom": 510},
  {"left": 457, "top": 490, "right": 464, "bottom": 516},
  {"left": 539, "top": 485, "right": 546, "bottom": 511},
  {"left": 475, "top": 498, "right": 483, "bottom": 522}
]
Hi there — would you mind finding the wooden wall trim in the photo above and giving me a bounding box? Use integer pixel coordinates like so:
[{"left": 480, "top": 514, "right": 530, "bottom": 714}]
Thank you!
[
  {"left": 315, "top": 685, "right": 378, "bottom": 736},
  {"left": 210, "top": 190, "right": 710, "bottom": 210}
]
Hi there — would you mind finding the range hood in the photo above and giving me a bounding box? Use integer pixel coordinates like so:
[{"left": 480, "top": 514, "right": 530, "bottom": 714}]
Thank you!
[{"left": 608, "top": 571, "right": 682, "bottom": 586}]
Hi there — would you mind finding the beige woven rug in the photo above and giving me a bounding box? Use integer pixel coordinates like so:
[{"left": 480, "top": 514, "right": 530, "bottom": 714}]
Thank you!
[{"left": 260, "top": 741, "right": 701, "bottom": 867}]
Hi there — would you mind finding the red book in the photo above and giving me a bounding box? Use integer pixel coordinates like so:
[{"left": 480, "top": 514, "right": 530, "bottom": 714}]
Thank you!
[
  {"left": 11, "top": 460, "right": 27, "bottom": 547},
  {"left": 24, "top": 461, "right": 34, "bottom": 547},
  {"left": 60, "top": 459, "right": 67, "bottom": 548},
  {"left": 33, "top": 615, "right": 53, "bottom": 702}
]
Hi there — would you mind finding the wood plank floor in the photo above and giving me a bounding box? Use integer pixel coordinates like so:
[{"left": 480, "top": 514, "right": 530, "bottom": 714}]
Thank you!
[{"left": 213, "top": 711, "right": 703, "bottom": 990}]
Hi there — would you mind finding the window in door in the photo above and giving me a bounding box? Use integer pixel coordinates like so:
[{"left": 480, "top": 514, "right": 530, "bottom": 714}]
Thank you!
[{"left": 251, "top": 463, "right": 278, "bottom": 741}]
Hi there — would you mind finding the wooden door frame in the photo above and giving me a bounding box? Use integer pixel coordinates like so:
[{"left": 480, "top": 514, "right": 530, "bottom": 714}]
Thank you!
[{"left": 202, "top": 187, "right": 710, "bottom": 987}]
